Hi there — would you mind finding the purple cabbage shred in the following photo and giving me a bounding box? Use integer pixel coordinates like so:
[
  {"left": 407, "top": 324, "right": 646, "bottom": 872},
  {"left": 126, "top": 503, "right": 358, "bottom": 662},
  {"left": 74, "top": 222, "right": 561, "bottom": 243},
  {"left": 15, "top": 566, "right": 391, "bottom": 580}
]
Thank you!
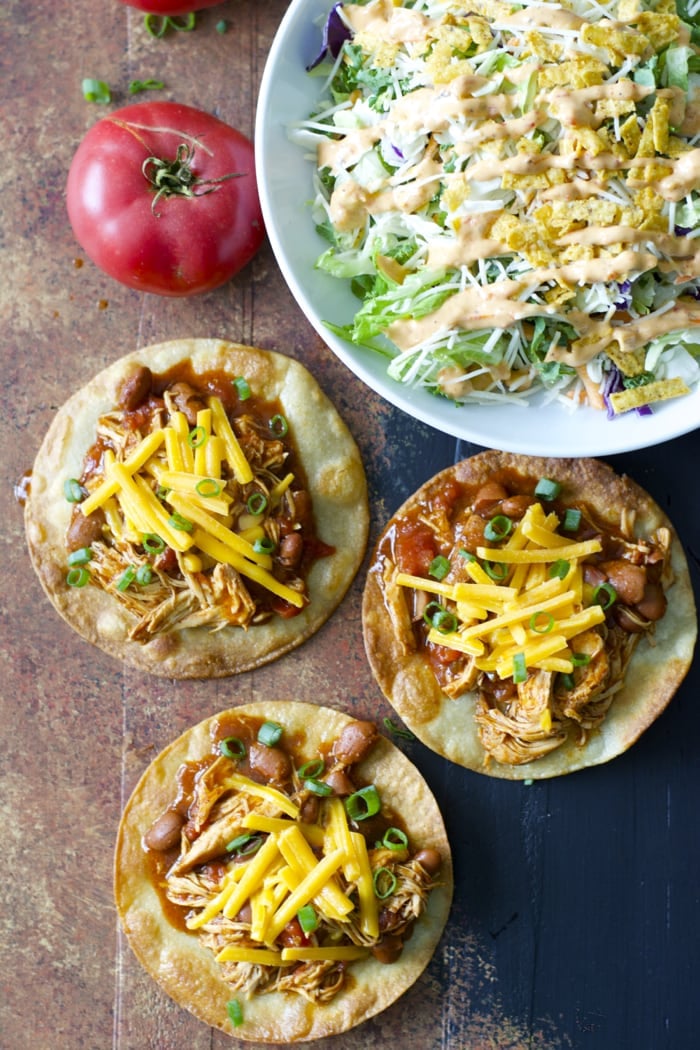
[
  {"left": 602, "top": 365, "right": 653, "bottom": 418},
  {"left": 307, "top": 4, "right": 351, "bottom": 70}
]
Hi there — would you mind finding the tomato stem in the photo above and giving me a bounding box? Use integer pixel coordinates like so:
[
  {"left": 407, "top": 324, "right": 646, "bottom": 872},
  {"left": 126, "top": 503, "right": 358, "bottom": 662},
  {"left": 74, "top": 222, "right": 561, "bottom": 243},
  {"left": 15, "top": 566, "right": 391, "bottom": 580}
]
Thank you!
[{"left": 142, "top": 143, "right": 243, "bottom": 216}]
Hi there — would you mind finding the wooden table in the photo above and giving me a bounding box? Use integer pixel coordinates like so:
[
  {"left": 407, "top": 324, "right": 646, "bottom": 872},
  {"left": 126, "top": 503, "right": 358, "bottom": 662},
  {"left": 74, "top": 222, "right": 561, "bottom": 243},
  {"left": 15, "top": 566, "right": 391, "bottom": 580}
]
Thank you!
[{"left": 3, "top": 2, "right": 699, "bottom": 1047}]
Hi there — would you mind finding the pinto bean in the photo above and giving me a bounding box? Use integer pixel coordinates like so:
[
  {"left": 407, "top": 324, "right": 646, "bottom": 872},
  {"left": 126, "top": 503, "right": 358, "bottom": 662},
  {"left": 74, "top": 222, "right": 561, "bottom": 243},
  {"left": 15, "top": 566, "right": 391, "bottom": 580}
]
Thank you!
[
  {"left": 331, "top": 721, "right": 378, "bottom": 765},
  {"left": 600, "top": 559, "right": 647, "bottom": 605},
  {"left": 371, "top": 934, "right": 404, "bottom": 964},
  {"left": 278, "top": 531, "right": 304, "bottom": 570},
  {"left": 635, "top": 581, "right": 667, "bottom": 622},
  {"left": 117, "top": 365, "right": 153, "bottom": 410},
  {"left": 457, "top": 512, "right": 487, "bottom": 554},
  {"left": 500, "top": 494, "right": 536, "bottom": 519},
  {"left": 472, "top": 481, "right": 508, "bottom": 517},
  {"left": 143, "top": 808, "right": 184, "bottom": 851},
  {"left": 66, "top": 506, "right": 105, "bottom": 552},
  {"left": 300, "top": 794, "right": 320, "bottom": 824},
  {"left": 169, "top": 382, "right": 206, "bottom": 425},
  {"left": 413, "top": 848, "right": 442, "bottom": 875},
  {"left": 248, "top": 741, "right": 292, "bottom": 785},
  {"left": 323, "top": 767, "right": 356, "bottom": 797}
]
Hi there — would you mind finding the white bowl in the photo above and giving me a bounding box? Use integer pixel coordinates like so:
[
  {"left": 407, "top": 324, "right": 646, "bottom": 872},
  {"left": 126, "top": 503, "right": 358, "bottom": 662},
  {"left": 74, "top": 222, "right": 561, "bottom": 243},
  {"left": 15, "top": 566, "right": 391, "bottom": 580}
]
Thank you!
[{"left": 255, "top": 0, "right": 700, "bottom": 456}]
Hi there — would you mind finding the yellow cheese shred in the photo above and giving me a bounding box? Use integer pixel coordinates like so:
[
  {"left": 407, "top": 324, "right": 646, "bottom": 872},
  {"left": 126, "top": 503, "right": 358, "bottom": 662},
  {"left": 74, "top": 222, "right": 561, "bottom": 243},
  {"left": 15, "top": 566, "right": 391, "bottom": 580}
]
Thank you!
[
  {"left": 209, "top": 396, "right": 254, "bottom": 484},
  {"left": 80, "top": 430, "right": 165, "bottom": 516}
]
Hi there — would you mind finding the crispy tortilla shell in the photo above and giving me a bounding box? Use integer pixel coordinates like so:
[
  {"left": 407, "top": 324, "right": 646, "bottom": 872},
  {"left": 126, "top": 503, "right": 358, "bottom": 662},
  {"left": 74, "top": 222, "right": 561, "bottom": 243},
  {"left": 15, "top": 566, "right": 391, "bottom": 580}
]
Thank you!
[
  {"left": 363, "top": 452, "right": 697, "bottom": 779},
  {"left": 25, "top": 339, "right": 368, "bottom": 677},
  {"left": 114, "top": 700, "right": 453, "bottom": 1041}
]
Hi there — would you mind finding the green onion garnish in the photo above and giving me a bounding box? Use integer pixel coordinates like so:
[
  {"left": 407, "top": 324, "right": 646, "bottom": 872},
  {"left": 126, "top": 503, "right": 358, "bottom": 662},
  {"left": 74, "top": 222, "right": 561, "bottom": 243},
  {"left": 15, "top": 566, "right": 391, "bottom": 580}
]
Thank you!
[
  {"left": 593, "top": 582, "right": 617, "bottom": 610},
  {"left": 187, "top": 425, "right": 207, "bottom": 449},
  {"left": 226, "top": 999, "right": 244, "bottom": 1027},
  {"left": 458, "top": 548, "right": 477, "bottom": 562},
  {"left": 298, "top": 758, "right": 324, "bottom": 779},
  {"left": 529, "top": 611, "right": 554, "bottom": 634},
  {"left": 560, "top": 672, "right": 575, "bottom": 690},
  {"left": 136, "top": 564, "right": 153, "bottom": 586},
  {"left": 216, "top": 19, "right": 228, "bottom": 33},
  {"left": 67, "top": 547, "right": 92, "bottom": 566},
  {"left": 195, "top": 478, "right": 221, "bottom": 498},
  {"left": 253, "top": 537, "right": 276, "bottom": 555},
  {"left": 535, "top": 477, "right": 562, "bottom": 501},
  {"left": 382, "top": 717, "right": 415, "bottom": 741},
  {"left": 81, "top": 78, "right": 111, "bottom": 103},
  {"left": 116, "top": 566, "right": 136, "bottom": 592},
  {"left": 226, "top": 833, "right": 262, "bottom": 856},
  {"left": 483, "top": 560, "right": 509, "bottom": 582},
  {"left": 128, "top": 78, "right": 165, "bottom": 94},
  {"left": 66, "top": 567, "right": 90, "bottom": 588},
  {"left": 297, "top": 904, "right": 319, "bottom": 934},
  {"left": 246, "top": 492, "right": 268, "bottom": 516},
  {"left": 562, "top": 508, "right": 581, "bottom": 532},
  {"left": 220, "top": 737, "right": 246, "bottom": 760},
  {"left": 144, "top": 12, "right": 196, "bottom": 37},
  {"left": 428, "top": 555, "right": 450, "bottom": 580},
  {"left": 373, "top": 867, "right": 397, "bottom": 900},
  {"left": 257, "top": 721, "right": 283, "bottom": 747},
  {"left": 512, "top": 652, "right": 527, "bottom": 684},
  {"left": 422, "top": 601, "right": 458, "bottom": 634},
  {"left": 380, "top": 827, "right": 408, "bottom": 851},
  {"left": 64, "top": 478, "right": 85, "bottom": 503},
  {"left": 168, "top": 512, "right": 194, "bottom": 532},
  {"left": 571, "top": 652, "right": 592, "bottom": 667},
  {"left": 549, "top": 559, "right": 570, "bottom": 580},
  {"left": 304, "top": 779, "right": 333, "bottom": 796},
  {"left": 142, "top": 533, "right": 165, "bottom": 554},
  {"left": 269, "top": 414, "right": 288, "bottom": 437},
  {"left": 484, "top": 514, "right": 513, "bottom": 542},
  {"left": 345, "top": 785, "right": 381, "bottom": 822},
  {"left": 234, "top": 376, "right": 251, "bottom": 400}
]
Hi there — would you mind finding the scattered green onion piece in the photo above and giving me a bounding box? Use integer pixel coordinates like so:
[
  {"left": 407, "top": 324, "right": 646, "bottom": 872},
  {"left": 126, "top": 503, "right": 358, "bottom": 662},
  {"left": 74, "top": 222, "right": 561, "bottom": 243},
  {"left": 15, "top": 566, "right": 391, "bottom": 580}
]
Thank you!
[
  {"left": 128, "top": 78, "right": 165, "bottom": 94},
  {"left": 484, "top": 514, "right": 513, "bottom": 542},
  {"left": 168, "top": 512, "right": 194, "bottom": 532},
  {"left": 195, "top": 478, "right": 221, "bottom": 498},
  {"left": 136, "top": 564, "right": 153, "bottom": 586},
  {"left": 373, "top": 867, "right": 397, "bottom": 900},
  {"left": 304, "top": 779, "right": 333, "bottom": 797},
  {"left": 381, "top": 827, "right": 408, "bottom": 851},
  {"left": 226, "top": 833, "right": 253, "bottom": 854},
  {"left": 246, "top": 491, "right": 268, "bottom": 516},
  {"left": 64, "top": 478, "right": 85, "bottom": 503},
  {"left": 297, "top": 904, "right": 319, "bottom": 934},
  {"left": 428, "top": 555, "right": 450, "bottom": 581},
  {"left": 549, "top": 559, "right": 570, "bottom": 580},
  {"left": 529, "top": 611, "right": 554, "bottom": 634},
  {"left": 422, "top": 601, "right": 458, "bottom": 634},
  {"left": 81, "top": 77, "right": 111, "bottom": 103},
  {"left": 116, "top": 566, "right": 137, "bottom": 592},
  {"left": 257, "top": 721, "right": 283, "bottom": 747},
  {"left": 144, "top": 13, "right": 196, "bottom": 37},
  {"left": 345, "top": 785, "right": 381, "bottom": 822},
  {"left": 66, "top": 567, "right": 90, "bottom": 588},
  {"left": 298, "top": 758, "right": 324, "bottom": 779},
  {"left": 220, "top": 737, "right": 246, "bottom": 760},
  {"left": 253, "top": 537, "right": 276, "bottom": 555},
  {"left": 382, "top": 717, "right": 415, "bottom": 741},
  {"left": 269, "top": 414, "right": 288, "bottom": 438},
  {"left": 142, "top": 533, "right": 166, "bottom": 554},
  {"left": 562, "top": 508, "right": 582, "bottom": 532},
  {"left": 226, "top": 833, "right": 262, "bottom": 857},
  {"left": 216, "top": 19, "right": 228, "bottom": 33},
  {"left": 187, "top": 425, "right": 207, "bottom": 449},
  {"left": 512, "top": 652, "right": 527, "bottom": 684},
  {"left": 593, "top": 582, "right": 617, "bottom": 610},
  {"left": 458, "top": 548, "right": 477, "bottom": 562},
  {"left": 534, "top": 477, "right": 562, "bottom": 501},
  {"left": 67, "top": 547, "right": 92, "bottom": 566},
  {"left": 226, "top": 999, "right": 244, "bottom": 1027},
  {"left": 483, "top": 560, "right": 509, "bottom": 582},
  {"left": 234, "top": 376, "right": 251, "bottom": 400},
  {"left": 571, "top": 652, "right": 592, "bottom": 667},
  {"left": 156, "top": 485, "right": 170, "bottom": 501},
  {"left": 560, "top": 672, "right": 575, "bottom": 690}
]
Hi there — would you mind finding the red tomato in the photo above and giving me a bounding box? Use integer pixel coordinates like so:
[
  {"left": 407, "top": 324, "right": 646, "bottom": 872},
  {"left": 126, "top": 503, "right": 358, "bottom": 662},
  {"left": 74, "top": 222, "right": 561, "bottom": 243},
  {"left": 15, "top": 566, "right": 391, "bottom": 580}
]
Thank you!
[
  {"left": 117, "top": 1, "right": 222, "bottom": 13},
  {"left": 66, "top": 101, "right": 264, "bottom": 296}
]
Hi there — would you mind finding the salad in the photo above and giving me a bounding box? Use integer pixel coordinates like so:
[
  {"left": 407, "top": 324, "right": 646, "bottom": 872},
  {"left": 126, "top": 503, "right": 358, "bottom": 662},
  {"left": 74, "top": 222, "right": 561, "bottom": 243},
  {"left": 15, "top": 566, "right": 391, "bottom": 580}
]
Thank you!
[{"left": 294, "top": 0, "right": 700, "bottom": 416}]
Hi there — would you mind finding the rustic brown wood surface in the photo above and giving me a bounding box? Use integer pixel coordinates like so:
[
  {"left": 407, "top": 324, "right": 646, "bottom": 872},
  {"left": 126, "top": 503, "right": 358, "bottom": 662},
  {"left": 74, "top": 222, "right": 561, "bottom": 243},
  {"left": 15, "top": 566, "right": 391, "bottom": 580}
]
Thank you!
[{"left": 3, "top": 2, "right": 699, "bottom": 1049}]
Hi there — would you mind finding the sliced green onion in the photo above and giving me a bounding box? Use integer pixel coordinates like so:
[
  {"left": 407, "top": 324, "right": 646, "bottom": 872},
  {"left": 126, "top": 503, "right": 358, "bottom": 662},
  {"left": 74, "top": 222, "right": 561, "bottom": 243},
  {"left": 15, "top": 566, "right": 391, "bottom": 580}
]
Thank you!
[
  {"left": 483, "top": 560, "right": 509, "bottom": 582},
  {"left": 345, "top": 785, "right": 381, "bottom": 822},
  {"left": 380, "top": 827, "right": 408, "bottom": 851},
  {"left": 142, "top": 533, "right": 166, "bottom": 554},
  {"left": 220, "top": 737, "right": 246, "bottom": 760},
  {"left": 136, "top": 564, "right": 153, "bottom": 586},
  {"left": 128, "top": 78, "right": 165, "bottom": 94},
  {"left": 422, "top": 601, "right": 458, "bottom": 634},
  {"left": 226, "top": 999, "right": 244, "bottom": 1027},
  {"left": 187, "top": 425, "right": 207, "bottom": 449},
  {"left": 195, "top": 478, "right": 222, "bottom": 498},
  {"left": 246, "top": 491, "right": 268, "bottom": 516},
  {"left": 253, "top": 537, "right": 276, "bottom": 555},
  {"left": 226, "top": 833, "right": 262, "bottom": 856},
  {"left": 484, "top": 514, "right": 513, "bottom": 542},
  {"left": 593, "top": 582, "right": 617, "bottom": 610},
  {"left": 428, "top": 555, "right": 450, "bottom": 581},
  {"left": 168, "top": 512, "right": 194, "bottom": 532},
  {"left": 144, "top": 12, "right": 196, "bottom": 37},
  {"left": 116, "top": 566, "right": 137, "bottom": 592},
  {"left": 64, "top": 478, "right": 85, "bottom": 503},
  {"left": 81, "top": 77, "right": 111, "bottom": 103},
  {"left": 373, "top": 867, "right": 397, "bottom": 900},
  {"left": 257, "top": 721, "right": 283, "bottom": 747},
  {"left": 304, "top": 779, "right": 333, "bottom": 796},
  {"left": 562, "top": 508, "right": 582, "bottom": 532},
  {"left": 512, "top": 652, "right": 527, "bottom": 684},
  {"left": 156, "top": 485, "right": 170, "bottom": 501},
  {"left": 234, "top": 376, "right": 251, "bottom": 400},
  {"left": 459, "top": 548, "right": 477, "bottom": 562},
  {"left": 571, "top": 652, "right": 592, "bottom": 667},
  {"left": 216, "top": 19, "right": 228, "bottom": 33},
  {"left": 298, "top": 758, "right": 324, "bottom": 779},
  {"left": 535, "top": 477, "right": 562, "bottom": 501},
  {"left": 66, "top": 567, "right": 90, "bottom": 588},
  {"left": 269, "top": 414, "right": 288, "bottom": 437},
  {"left": 297, "top": 904, "right": 319, "bottom": 934},
  {"left": 560, "top": 672, "right": 575, "bottom": 690},
  {"left": 67, "top": 547, "right": 92, "bottom": 566},
  {"left": 382, "top": 717, "right": 415, "bottom": 741},
  {"left": 549, "top": 559, "right": 570, "bottom": 580},
  {"left": 529, "top": 611, "right": 554, "bottom": 634}
]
